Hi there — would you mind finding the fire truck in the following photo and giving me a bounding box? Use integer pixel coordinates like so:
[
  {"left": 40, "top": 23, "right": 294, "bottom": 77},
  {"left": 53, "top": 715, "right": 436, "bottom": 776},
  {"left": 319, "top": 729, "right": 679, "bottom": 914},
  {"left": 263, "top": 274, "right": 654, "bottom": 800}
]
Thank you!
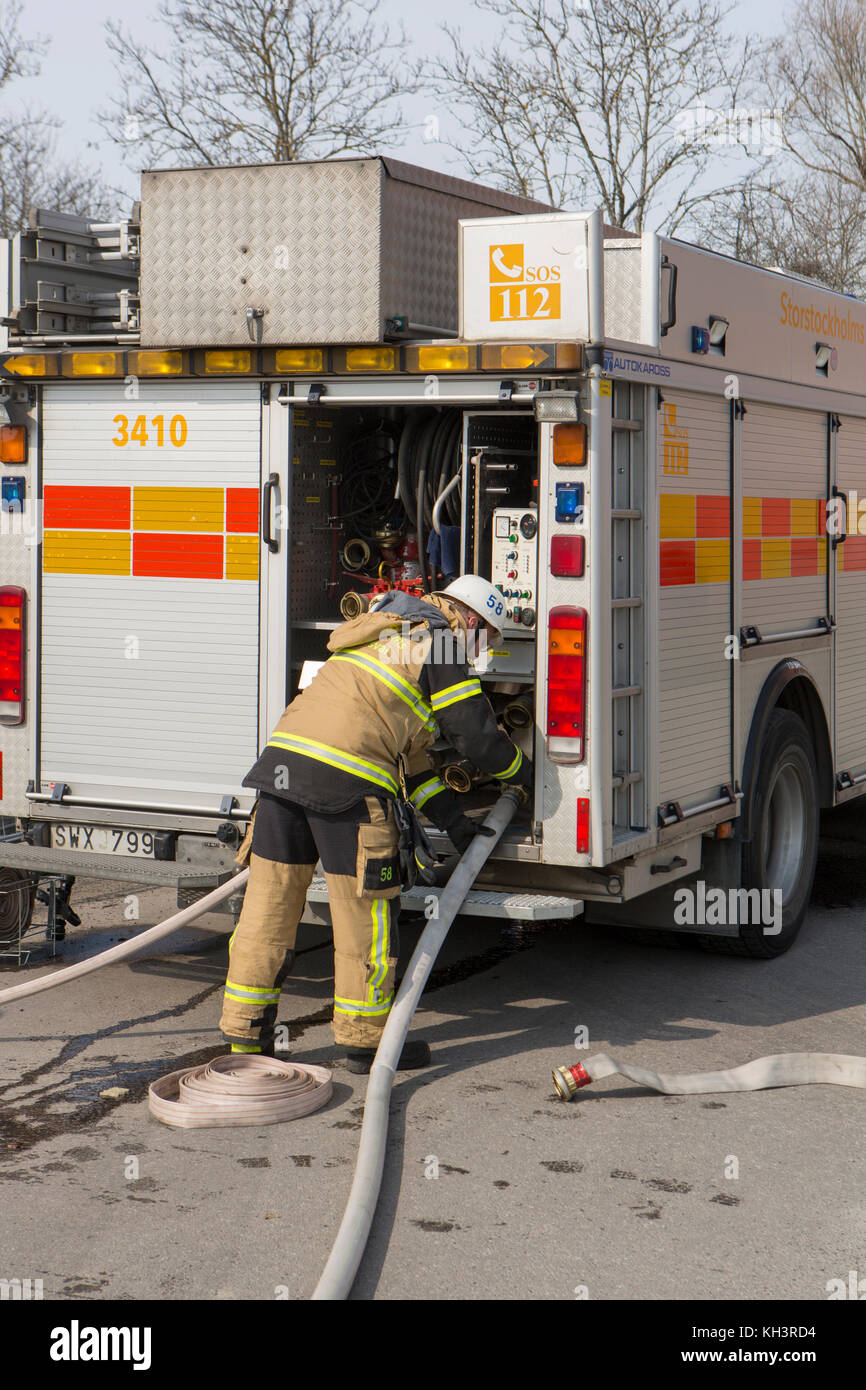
[{"left": 0, "top": 155, "right": 858, "bottom": 959}]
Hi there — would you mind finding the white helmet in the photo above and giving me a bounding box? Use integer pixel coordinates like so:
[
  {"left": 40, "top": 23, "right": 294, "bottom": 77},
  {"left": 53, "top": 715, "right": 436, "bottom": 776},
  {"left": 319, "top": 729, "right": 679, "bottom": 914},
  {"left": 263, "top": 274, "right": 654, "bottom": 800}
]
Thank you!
[{"left": 434, "top": 574, "right": 505, "bottom": 641}]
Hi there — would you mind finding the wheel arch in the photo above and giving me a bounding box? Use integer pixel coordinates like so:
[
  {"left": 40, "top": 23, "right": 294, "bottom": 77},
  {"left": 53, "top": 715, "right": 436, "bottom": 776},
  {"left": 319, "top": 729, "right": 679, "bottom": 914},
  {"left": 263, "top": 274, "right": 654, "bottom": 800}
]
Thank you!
[{"left": 739, "top": 659, "right": 832, "bottom": 840}]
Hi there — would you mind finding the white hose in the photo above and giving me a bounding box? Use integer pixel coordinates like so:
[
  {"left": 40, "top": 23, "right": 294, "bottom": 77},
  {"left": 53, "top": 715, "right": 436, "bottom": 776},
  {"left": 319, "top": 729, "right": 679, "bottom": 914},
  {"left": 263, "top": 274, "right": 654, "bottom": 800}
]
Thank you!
[
  {"left": 148, "top": 1054, "right": 332, "bottom": 1127},
  {"left": 431, "top": 472, "right": 461, "bottom": 535},
  {"left": 312, "top": 788, "right": 521, "bottom": 1301},
  {"left": 577, "top": 1052, "right": 866, "bottom": 1094},
  {"left": 0, "top": 869, "right": 249, "bottom": 1007}
]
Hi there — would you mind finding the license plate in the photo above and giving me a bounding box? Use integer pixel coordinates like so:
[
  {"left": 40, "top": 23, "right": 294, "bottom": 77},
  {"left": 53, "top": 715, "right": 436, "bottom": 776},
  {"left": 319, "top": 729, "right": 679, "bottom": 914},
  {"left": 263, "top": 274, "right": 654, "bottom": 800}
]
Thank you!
[{"left": 51, "top": 824, "right": 157, "bottom": 858}]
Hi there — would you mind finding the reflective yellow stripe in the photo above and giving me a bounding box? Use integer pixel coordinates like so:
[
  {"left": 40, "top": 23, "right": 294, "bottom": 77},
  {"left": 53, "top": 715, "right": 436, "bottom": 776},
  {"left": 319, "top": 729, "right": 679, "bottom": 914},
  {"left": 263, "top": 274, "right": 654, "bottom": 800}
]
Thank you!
[
  {"left": 228, "top": 928, "right": 237, "bottom": 954},
  {"left": 367, "top": 898, "right": 390, "bottom": 1004},
  {"left": 331, "top": 649, "right": 435, "bottom": 730},
  {"left": 334, "top": 994, "right": 394, "bottom": 1016},
  {"left": 230, "top": 1043, "right": 262, "bottom": 1053},
  {"left": 430, "top": 679, "right": 483, "bottom": 711},
  {"left": 410, "top": 776, "right": 446, "bottom": 810},
  {"left": 225, "top": 979, "right": 280, "bottom": 1002},
  {"left": 494, "top": 748, "right": 523, "bottom": 780},
  {"left": 267, "top": 733, "right": 399, "bottom": 795}
]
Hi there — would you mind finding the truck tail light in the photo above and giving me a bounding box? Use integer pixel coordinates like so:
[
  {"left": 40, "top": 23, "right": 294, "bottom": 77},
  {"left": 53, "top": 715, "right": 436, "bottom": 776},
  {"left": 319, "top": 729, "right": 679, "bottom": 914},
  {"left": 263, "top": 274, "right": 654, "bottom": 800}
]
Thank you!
[
  {"left": 547, "top": 605, "right": 586, "bottom": 761},
  {"left": 0, "top": 425, "right": 27, "bottom": 464},
  {"left": 0, "top": 587, "right": 25, "bottom": 725},
  {"left": 550, "top": 534, "right": 585, "bottom": 577},
  {"left": 552, "top": 422, "right": 586, "bottom": 465}
]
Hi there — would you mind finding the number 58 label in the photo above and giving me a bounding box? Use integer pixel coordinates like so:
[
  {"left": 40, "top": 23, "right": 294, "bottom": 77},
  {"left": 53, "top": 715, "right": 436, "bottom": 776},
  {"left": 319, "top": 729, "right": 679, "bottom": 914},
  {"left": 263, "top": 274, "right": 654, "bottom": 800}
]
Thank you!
[{"left": 112, "top": 414, "right": 188, "bottom": 447}]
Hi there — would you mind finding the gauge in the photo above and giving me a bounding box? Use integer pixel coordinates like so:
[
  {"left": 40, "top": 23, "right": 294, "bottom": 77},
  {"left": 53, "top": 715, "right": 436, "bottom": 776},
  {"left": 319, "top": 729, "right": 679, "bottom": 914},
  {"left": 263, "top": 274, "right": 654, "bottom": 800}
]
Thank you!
[{"left": 519, "top": 512, "right": 538, "bottom": 540}]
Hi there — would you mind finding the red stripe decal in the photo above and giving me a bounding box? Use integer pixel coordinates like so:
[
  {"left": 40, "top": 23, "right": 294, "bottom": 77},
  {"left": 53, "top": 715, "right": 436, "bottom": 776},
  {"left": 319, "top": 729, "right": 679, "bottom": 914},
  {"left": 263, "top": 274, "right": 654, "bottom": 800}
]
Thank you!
[
  {"left": 742, "top": 539, "right": 762, "bottom": 580},
  {"left": 43, "top": 485, "right": 131, "bottom": 529},
  {"left": 660, "top": 540, "right": 695, "bottom": 586},
  {"left": 226, "top": 488, "right": 259, "bottom": 534},
  {"left": 133, "top": 533, "right": 224, "bottom": 579},
  {"left": 695, "top": 495, "right": 729, "bottom": 538},
  {"left": 790, "top": 538, "right": 818, "bottom": 576},
  {"left": 762, "top": 497, "right": 790, "bottom": 537}
]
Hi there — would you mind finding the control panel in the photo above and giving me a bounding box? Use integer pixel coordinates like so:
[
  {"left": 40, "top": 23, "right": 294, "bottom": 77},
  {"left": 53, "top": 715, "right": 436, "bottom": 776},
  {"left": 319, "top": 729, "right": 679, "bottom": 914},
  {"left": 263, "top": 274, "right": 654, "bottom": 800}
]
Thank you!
[{"left": 490, "top": 506, "right": 538, "bottom": 634}]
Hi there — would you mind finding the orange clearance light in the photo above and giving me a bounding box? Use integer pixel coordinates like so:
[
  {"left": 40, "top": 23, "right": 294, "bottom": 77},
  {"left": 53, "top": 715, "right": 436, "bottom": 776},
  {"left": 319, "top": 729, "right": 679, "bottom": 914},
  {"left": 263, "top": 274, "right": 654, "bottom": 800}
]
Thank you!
[
  {"left": 1, "top": 353, "right": 59, "bottom": 378},
  {"left": 405, "top": 344, "right": 475, "bottom": 373},
  {"left": 553, "top": 422, "right": 586, "bottom": 465},
  {"left": 201, "top": 350, "right": 253, "bottom": 375},
  {"left": 481, "top": 344, "right": 553, "bottom": 371},
  {"left": 128, "top": 350, "right": 184, "bottom": 376},
  {"left": 267, "top": 349, "right": 325, "bottom": 373},
  {"left": 338, "top": 347, "right": 397, "bottom": 373},
  {"left": 0, "top": 425, "right": 27, "bottom": 464},
  {"left": 62, "top": 352, "right": 123, "bottom": 378}
]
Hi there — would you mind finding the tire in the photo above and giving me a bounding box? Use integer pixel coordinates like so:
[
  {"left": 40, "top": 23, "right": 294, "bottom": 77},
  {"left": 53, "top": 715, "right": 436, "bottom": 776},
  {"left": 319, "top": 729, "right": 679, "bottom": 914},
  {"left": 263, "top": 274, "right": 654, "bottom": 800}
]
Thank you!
[{"left": 699, "top": 709, "right": 819, "bottom": 958}]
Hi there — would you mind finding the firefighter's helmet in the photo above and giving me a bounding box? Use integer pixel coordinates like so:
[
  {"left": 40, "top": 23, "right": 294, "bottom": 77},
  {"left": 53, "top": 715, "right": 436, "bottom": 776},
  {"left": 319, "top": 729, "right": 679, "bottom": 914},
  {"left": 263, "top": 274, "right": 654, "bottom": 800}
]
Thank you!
[{"left": 434, "top": 574, "right": 505, "bottom": 641}]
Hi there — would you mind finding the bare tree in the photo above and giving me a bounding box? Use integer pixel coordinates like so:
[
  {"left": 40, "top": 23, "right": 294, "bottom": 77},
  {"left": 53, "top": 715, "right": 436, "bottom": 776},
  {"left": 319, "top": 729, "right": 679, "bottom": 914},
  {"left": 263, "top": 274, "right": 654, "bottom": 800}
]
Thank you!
[
  {"left": 0, "top": 3, "right": 114, "bottom": 235},
  {"left": 0, "top": 1, "right": 45, "bottom": 91},
  {"left": 0, "top": 118, "right": 116, "bottom": 238},
  {"left": 772, "top": 0, "right": 866, "bottom": 190},
  {"left": 688, "top": 170, "right": 866, "bottom": 296},
  {"left": 99, "top": 0, "right": 416, "bottom": 168},
  {"left": 426, "top": 0, "right": 762, "bottom": 230}
]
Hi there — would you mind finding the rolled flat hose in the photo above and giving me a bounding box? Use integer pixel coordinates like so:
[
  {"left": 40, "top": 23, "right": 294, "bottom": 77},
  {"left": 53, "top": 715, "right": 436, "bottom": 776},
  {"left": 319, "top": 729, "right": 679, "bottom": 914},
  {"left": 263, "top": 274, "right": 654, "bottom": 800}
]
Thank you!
[
  {"left": 555, "top": 1051, "right": 866, "bottom": 1098},
  {"left": 312, "top": 788, "right": 522, "bottom": 1301},
  {"left": 149, "top": 1054, "right": 332, "bottom": 1128}
]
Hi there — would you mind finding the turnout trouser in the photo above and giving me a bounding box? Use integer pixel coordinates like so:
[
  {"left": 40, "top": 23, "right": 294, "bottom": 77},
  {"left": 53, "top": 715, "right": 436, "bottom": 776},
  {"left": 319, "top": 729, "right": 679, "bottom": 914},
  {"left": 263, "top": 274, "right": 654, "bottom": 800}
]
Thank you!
[{"left": 219, "top": 792, "right": 402, "bottom": 1051}]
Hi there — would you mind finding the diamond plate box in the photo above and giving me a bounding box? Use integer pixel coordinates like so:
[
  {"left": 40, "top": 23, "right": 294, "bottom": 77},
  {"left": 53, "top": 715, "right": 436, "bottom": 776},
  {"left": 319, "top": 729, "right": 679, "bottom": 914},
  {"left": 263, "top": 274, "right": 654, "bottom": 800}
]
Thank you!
[{"left": 139, "top": 157, "right": 550, "bottom": 348}]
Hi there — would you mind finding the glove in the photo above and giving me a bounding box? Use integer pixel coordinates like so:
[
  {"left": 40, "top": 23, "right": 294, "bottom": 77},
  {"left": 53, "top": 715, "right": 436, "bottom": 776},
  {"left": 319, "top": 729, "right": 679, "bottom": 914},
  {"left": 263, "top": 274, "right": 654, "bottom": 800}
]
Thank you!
[{"left": 447, "top": 815, "right": 497, "bottom": 854}]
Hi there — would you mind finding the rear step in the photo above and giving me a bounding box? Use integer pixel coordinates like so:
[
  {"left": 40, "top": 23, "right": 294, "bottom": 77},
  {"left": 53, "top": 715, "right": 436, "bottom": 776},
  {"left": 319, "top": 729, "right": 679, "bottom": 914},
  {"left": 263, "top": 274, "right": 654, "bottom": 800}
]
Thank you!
[
  {"left": 0, "top": 841, "right": 230, "bottom": 889},
  {"left": 305, "top": 874, "right": 584, "bottom": 921}
]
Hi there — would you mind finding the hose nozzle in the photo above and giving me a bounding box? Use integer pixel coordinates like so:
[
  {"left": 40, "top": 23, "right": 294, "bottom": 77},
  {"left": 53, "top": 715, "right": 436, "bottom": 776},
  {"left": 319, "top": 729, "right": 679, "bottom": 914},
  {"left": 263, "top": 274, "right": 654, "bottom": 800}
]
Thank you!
[{"left": 552, "top": 1062, "right": 593, "bottom": 1101}]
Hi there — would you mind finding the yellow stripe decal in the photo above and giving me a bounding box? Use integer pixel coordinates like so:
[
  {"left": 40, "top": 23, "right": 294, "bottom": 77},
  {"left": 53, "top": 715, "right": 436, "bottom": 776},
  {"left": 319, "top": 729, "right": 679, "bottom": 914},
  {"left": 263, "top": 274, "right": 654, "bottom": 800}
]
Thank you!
[
  {"left": 133, "top": 486, "right": 225, "bottom": 533},
  {"left": 225, "top": 534, "right": 259, "bottom": 580},
  {"left": 43, "top": 530, "right": 131, "bottom": 576}
]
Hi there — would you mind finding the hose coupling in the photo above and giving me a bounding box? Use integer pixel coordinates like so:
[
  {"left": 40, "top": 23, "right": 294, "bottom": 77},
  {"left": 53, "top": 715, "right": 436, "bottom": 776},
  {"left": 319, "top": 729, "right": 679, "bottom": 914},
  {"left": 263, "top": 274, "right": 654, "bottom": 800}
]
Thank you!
[
  {"left": 342, "top": 538, "right": 371, "bottom": 571},
  {"left": 340, "top": 590, "right": 370, "bottom": 620},
  {"left": 552, "top": 1061, "right": 593, "bottom": 1101},
  {"left": 443, "top": 762, "right": 474, "bottom": 793}
]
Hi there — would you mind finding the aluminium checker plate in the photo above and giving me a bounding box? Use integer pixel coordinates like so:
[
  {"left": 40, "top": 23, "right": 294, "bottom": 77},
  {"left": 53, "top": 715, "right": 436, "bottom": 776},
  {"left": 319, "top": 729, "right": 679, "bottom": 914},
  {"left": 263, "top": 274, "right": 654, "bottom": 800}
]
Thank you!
[{"left": 304, "top": 874, "right": 583, "bottom": 920}]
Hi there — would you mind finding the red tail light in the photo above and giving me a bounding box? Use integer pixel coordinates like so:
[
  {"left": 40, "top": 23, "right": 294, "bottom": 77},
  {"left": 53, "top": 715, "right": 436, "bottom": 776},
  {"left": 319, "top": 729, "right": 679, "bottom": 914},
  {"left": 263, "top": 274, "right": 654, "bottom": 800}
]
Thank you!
[
  {"left": 0, "top": 587, "right": 25, "bottom": 725},
  {"left": 547, "top": 605, "right": 586, "bottom": 761}
]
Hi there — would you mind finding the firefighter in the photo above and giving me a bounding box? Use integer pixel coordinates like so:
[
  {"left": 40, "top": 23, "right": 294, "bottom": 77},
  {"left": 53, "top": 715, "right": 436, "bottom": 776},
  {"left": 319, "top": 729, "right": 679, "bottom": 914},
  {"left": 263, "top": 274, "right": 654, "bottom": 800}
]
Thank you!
[{"left": 219, "top": 575, "right": 532, "bottom": 1073}]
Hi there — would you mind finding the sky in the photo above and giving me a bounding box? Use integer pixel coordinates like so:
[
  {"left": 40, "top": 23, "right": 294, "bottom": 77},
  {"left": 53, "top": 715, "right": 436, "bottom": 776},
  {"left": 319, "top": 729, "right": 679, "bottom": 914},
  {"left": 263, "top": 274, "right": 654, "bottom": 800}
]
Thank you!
[{"left": 8, "top": 0, "right": 793, "bottom": 221}]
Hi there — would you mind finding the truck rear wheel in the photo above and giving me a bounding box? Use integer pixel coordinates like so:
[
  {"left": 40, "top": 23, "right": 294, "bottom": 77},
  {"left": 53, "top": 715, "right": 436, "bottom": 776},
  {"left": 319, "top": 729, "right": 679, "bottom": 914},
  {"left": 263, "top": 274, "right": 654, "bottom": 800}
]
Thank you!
[{"left": 700, "top": 709, "right": 818, "bottom": 958}]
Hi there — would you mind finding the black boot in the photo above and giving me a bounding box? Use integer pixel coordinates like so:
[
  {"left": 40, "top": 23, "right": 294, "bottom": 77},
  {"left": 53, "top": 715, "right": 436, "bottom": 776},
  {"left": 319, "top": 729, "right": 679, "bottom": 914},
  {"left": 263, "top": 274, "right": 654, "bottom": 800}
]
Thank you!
[{"left": 343, "top": 1039, "right": 431, "bottom": 1074}]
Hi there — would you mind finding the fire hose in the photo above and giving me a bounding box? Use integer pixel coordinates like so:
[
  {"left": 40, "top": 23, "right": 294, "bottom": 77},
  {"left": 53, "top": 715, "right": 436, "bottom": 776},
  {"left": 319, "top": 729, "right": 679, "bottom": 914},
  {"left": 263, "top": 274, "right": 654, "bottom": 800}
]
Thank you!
[
  {"left": 0, "top": 870, "right": 334, "bottom": 1123},
  {"left": 553, "top": 1051, "right": 866, "bottom": 1099},
  {"left": 312, "top": 786, "right": 522, "bottom": 1300}
]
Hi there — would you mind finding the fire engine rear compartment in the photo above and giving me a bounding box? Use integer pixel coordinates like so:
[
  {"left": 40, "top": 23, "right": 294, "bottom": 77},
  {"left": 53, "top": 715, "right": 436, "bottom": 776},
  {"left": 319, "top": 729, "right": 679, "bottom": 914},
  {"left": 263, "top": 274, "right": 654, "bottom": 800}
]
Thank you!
[{"left": 286, "top": 401, "right": 540, "bottom": 842}]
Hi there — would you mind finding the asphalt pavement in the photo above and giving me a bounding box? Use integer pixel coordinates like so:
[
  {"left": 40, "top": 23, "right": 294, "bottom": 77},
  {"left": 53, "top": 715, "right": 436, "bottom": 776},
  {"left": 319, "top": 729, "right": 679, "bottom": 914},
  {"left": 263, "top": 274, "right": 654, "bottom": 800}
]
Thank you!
[{"left": 1, "top": 805, "right": 864, "bottom": 1302}]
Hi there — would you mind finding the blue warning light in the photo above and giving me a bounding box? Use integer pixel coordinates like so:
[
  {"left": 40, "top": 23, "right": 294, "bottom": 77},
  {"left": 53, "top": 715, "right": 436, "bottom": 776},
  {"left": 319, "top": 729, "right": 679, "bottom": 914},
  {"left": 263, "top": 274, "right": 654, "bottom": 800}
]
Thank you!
[{"left": 555, "top": 481, "right": 584, "bottom": 524}]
